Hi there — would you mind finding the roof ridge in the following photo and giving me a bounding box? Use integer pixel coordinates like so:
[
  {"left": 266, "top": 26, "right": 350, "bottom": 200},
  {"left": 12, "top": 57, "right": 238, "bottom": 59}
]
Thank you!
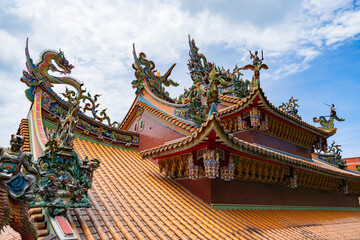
[
  {"left": 141, "top": 113, "right": 360, "bottom": 180},
  {"left": 217, "top": 86, "right": 336, "bottom": 136},
  {"left": 136, "top": 101, "right": 197, "bottom": 132}
]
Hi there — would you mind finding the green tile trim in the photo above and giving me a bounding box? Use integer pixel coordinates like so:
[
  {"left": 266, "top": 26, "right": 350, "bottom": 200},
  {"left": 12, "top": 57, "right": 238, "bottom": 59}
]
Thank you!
[
  {"left": 42, "top": 118, "right": 58, "bottom": 130},
  {"left": 42, "top": 118, "right": 138, "bottom": 152},
  {"left": 211, "top": 204, "right": 360, "bottom": 211}
]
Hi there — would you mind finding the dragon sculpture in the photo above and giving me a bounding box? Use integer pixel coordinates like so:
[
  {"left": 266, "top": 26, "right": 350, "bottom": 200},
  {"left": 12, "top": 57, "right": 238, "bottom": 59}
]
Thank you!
[
  {"left": 243, "top": 50, "right": 268, "bottom": 90},
  {"left": 316, "top": 141, "right": 347, "bottom": 169},
  {"left": 180, "top": 36, "right": 245, "bottom": 104},
  {"left": 175, "top": 36, "right": 248, "bottom": 124},
  {"left": 132, "top": 44, "right": 179, "bottom": 102},
  {"left": 278, "top": 96, "right": 301, "bottom": 119},
  {"left": 21, "top": 38, "right": 82, "bottom": 102},
  {"left": 20, "top": 39, "right": 120, "bottom": 129},
  {"left": 313, "top": 104, "right": 345, "bottom": 130}
]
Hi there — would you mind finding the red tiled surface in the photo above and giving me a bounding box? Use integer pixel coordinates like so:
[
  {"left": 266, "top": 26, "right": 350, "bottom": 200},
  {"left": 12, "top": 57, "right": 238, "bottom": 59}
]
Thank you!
[{"left": 344, "top": 157, "right": 360, "bottom": 171}]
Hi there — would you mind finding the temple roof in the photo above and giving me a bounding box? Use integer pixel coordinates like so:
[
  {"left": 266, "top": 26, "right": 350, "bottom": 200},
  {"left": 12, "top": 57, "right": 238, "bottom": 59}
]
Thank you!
[
  {"left": 141, "top": 114, "right": 360, "bottom": 180},
  {"left": 135, "top": 101, "right": 197, "bottom": 132},
  {"left": 217, "top": 86, "right": 337, "bottom": 137},
  {"left": 119, "top": 91, "right": 196, "bottom": 132},
  {"left": 66, "top": 138, "right": 360, "bottom": 239},
  {"left": 5, "top": 40, "right": 359, "bottom": 240},
  {"left": 3, "top": 111, "right": 360, "bottom": 240}
]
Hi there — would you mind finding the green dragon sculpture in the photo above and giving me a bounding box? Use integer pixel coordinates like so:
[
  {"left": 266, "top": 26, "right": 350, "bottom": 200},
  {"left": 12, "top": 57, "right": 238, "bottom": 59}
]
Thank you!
[
  {"left": 316, "top": 141, "right": 347, "bottom": 169},
  {"left": 21, "top": 39, "right": 121, "bottom": 129},
  {"left": 205, "top": 67, "right": 233, "bottom": 110},
  {"left": 313, "top": 104, "right": 344, "bottom": 130},
  {"left": 175, "top": 36, "right": 248, "bottom": 124},
  {"left": 21, "top": 38, "right": 82, "bottom": 102},
  {"left": 132, "top": 44, "right": 179, "bottom": 102},
  {"left": 278, "top": 96, "right": 301, "bottom": 119}
]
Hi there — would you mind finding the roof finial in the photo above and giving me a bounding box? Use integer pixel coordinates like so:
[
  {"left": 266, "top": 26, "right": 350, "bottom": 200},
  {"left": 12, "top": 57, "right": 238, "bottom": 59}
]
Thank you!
[
  {"left": 208, "top": 103, "right": 217, "bottom": 118},
  {"left": 243, "top": 50, "right": 268, "bottom": 90}
]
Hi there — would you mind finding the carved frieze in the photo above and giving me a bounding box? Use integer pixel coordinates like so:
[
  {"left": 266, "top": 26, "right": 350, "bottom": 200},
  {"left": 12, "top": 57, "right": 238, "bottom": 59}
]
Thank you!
[{"left": 157, "top": 154, "right": 360, "bottom": 194}]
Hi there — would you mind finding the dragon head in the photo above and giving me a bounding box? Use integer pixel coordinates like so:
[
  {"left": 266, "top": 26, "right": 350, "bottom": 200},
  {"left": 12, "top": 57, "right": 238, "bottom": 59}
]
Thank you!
[{"left": 56, "top": 50, "right": 74, "bottom": 73}]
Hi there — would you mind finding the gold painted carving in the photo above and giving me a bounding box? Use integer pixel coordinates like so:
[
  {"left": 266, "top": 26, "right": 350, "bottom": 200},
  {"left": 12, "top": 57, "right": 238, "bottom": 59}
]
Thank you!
[{"left": 158, "top": 154, "right": 360, "bottom": 194}]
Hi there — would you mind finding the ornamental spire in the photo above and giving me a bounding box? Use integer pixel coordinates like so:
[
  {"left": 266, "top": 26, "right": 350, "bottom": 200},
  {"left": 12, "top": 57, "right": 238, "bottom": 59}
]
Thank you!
[{"left": 243, "top": 50, "right": 268, "bottom": 90}]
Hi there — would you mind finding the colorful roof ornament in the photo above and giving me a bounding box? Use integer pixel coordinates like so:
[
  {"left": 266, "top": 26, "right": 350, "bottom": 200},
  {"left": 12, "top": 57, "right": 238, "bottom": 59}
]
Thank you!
[
  {"left": 278, "top": 96, "right": 301, "bottom": 119},
  {"left": 243, "top": 50, "right": 268, "bottom": 90},
  {"left": 314, "top": 140, "right": 347, "bottom": 169},
  {"left": 313, "top": 104, "right": 345, "bottom": 130},
  {"left": 62, "top": 86, "right": 120, "bottom": 128},
  {"left": 0, "top": 134, "right": 44, "bottom": 239},
  {"left": 175, "top": 36, "right": 249, "bottom": 124},
  {"left": 181, "top": 36, "right": 248, "bottom": 102},
  {"left": 30, "top": 90, "right": 100, "bottom": 216},
  {"left": 132, "top": 44, "right": 179, "bottom": 102},
  {"left": 20, "top": 38, "right": 82, "bottom": 102}
]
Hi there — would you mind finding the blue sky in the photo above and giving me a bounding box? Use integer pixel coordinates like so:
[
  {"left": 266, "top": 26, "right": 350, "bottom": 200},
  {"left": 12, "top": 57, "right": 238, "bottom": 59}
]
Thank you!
[{"left": 0, "top": 0, "right": 359, "bottom": 157}]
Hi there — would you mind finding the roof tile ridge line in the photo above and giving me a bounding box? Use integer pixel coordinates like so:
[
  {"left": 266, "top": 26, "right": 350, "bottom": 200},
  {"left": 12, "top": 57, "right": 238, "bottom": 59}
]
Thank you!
[
  {"left": 119, "top": 94, "right": 141, "bottom": 129},
  {"left": 136, "top": 101, "right": 196, "bottom": 129},
  {"left": 228, "top": 133, "right": 339, "bottom": 172},
  {"left": 215, "top": 119, "right": 360, "bottom": 180},
  {"left": 218, "top": 94, "right": 242, "bottom": 104},
  {"left": 142, "top": 110, "right": 297, "bottom": 167},
  {"left": 140, "top": 114, "right": 219, "bottom": 157},
  {"left": 257, "top": 88, "right": 336, "bottom": 136},
  {"left": 220, "top": 85, "right": 259, "bottom": 103},
  {"left": 141, "top": 115, "right": 230, "bottom": 157},
  {"left": 141, "top": 113, "right": 360, "bottom": 179},
  {"left": 217, "top": 87, "right": 259, "bottom": 116}
]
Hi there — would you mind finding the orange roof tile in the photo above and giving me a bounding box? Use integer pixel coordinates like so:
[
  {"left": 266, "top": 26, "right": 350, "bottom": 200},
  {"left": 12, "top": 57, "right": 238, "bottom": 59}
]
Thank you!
[
  {"left": 218, "top": 93, "right": 244, "bottom": 104},
  {"left": 18, "top": 118, "right": 31, "bottom": 152},
  {"left": 66, "top": 138, "right": 360, "bottom": 239}
]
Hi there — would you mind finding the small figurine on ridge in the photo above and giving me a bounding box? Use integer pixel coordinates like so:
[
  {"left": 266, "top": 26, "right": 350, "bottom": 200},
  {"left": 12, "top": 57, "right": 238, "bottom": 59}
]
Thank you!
[
  {"left": 243, "top": 50, "right": 268, "bottom": 89},
  {"left": 313, "top": 104, "right": 345, "bottom": 130}
]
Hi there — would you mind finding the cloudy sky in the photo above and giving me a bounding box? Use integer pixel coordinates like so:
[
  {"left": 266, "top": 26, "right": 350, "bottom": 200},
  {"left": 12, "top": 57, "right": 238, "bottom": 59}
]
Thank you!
[{"left": 0, "top": 0, "right": 360, "bottom": 158}]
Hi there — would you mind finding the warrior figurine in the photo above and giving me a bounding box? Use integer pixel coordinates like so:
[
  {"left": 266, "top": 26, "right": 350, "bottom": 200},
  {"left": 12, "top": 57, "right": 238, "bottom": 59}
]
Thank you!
[
  {"left": 243, "top": 50, "right": 268, "bottom": 89},
  {"left": 0, "top": 135, "right": 43, "bottom": 200},
  {"left": 0, "top": 134, "right": 43, "bottom": 240}
]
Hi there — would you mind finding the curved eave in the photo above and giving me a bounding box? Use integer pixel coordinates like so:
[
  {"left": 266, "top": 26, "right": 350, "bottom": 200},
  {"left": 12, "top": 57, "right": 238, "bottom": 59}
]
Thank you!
[
  {"left": 120, "top": 94, "right": 198, "bottom": 134},
  {"left": 217, "top": 86, "right": 336, "bottom": 138},
  {"left": 136, "top": 101, "right": 197, "bottom": 133},
  {"left": 119, "top": 93, "right": 141, "bottom": 130},
  {"left": 40, "top": 85, "right": 139, "bottom": 147},
  {"left": 143, "top": 79, "right": 188, "bottom": 108},
  {"left": 141, "top": 114, "right": 360, "bottom": 181},
  {"left": 218, "top": 94, "right": 244, "bottom": 104}
]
